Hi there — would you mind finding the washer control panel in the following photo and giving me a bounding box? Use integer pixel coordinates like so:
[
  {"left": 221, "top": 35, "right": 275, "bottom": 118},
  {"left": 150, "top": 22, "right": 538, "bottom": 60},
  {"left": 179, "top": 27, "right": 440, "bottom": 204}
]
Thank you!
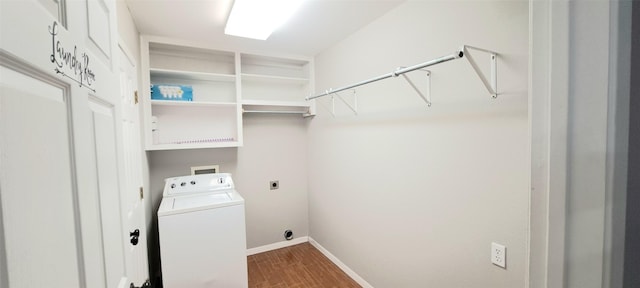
[{"left": 163, "top": 173, "right": 234, "bottom": 197}]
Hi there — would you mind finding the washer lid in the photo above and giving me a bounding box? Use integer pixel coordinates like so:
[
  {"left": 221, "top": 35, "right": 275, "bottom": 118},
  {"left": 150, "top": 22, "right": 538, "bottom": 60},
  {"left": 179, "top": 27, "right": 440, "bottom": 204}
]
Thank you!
[{"left": 158, "top": 190, "right": 244, "bottom": 216}]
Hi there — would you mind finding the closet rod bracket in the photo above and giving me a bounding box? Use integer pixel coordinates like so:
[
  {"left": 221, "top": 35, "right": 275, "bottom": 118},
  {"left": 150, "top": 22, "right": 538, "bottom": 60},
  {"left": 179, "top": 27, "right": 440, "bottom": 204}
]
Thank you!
[
  {"left": 333, "top": 90, "right": 358, "bottom": 115},
  {"left": 400, "top": 69, "right": 431, "bottom": 107},
  {"left": 462, "top": 45, "right": 498, "bottom": 98}
]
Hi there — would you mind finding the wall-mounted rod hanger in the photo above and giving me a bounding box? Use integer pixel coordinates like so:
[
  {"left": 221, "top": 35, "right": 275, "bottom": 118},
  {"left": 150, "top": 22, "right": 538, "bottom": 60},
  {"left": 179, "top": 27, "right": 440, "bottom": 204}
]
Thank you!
[
  {"left": 306, "top": 50, "right": 462, "bottom": 101},
  {"left": 333, "top": 91, "right": 358, "bottom": 115},
  {"left": 462, "top": 45, "right": 497, "bottom": 98},
  {"left": 401, "top": 69, "right": 431, "bottom": 107},
  {"left": 307, "top": 45, "right": 498, "bottom": 106},
  {"left": 316, "top": 90, "right": 358, "bottom": 117}
]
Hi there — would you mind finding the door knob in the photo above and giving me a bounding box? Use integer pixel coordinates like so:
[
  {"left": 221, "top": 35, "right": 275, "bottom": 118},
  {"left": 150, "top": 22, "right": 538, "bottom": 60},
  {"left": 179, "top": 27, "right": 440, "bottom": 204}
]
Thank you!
[
  {"left": 130, "top": 280, "right": 151, "bottom": 288},
  {"left": 130, "top": 229, "right": 140, "bottom": 246}
]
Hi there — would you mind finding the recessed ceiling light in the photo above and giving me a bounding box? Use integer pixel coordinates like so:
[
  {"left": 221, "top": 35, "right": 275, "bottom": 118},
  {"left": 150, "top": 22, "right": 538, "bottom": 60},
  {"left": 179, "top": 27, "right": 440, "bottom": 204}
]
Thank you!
[{"left": 225, "top": 0, "right": 304, "bottom": 40}]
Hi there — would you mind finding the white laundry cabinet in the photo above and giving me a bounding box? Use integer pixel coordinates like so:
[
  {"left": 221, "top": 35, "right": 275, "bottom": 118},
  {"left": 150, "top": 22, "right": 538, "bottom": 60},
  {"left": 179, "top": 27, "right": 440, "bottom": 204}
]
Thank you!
[{"left": 140, "top": 36, "right": 315, "bottom": 151}]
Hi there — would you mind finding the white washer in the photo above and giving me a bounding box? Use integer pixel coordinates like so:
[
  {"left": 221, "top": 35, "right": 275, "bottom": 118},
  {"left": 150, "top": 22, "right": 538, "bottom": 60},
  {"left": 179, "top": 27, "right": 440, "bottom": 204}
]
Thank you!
[{"left": 157, "top": 173, "right": 247, "bottom": 288}]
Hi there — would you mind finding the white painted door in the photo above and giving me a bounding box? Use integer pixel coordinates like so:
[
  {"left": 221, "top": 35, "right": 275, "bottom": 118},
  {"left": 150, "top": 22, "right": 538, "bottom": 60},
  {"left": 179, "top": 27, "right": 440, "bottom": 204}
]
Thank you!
[
  {"left": 119, "top": 43, "right": 150, "bottom": 286},
  {"left": 0, "top": 1, "right": 130, "bottom": 288}
]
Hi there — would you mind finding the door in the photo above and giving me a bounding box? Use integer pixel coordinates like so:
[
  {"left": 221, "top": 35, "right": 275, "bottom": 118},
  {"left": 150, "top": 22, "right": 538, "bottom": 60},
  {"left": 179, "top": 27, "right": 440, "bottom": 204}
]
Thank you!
[
  {"left": 119, "top": 43, "right": 150, "bottom": 285},
  {"left": 0, "top": 0, "right": 129, "bottom": 287}
]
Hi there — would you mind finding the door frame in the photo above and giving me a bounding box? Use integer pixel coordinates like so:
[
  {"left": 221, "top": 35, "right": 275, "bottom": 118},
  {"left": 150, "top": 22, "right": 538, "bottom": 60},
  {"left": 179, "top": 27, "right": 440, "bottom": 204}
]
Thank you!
[
  {"left": 528, "top": 1, "right": 633, "bottom": 287},
  {"left": 118, "top": 36, "right": 151, "bottom": 285}
]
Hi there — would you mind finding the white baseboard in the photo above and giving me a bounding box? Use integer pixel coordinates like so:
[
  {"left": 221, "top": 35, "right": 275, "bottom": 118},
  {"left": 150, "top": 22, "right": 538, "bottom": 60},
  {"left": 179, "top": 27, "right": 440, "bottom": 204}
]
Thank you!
[
  {"left": 308, "top": 237, "right": 374, "bottom": 288},
  {"left": 246, "top": 236, "right": 309, "bottom": 256}
]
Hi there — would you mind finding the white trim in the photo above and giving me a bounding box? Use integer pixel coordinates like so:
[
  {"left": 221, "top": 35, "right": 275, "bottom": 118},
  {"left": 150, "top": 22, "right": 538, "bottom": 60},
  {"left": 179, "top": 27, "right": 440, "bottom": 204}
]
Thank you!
[
  {"left": 246, "top": 236, "right": 308, "bottom": 256},
  {"left": 308, "top": 237, "right": 374, "bottom": 288},
  {"left": 528, "top": 1, "right": 570, "bottom": 287},
  {"left": 118, "top": 36, "right": 137, "bottom": 68}
]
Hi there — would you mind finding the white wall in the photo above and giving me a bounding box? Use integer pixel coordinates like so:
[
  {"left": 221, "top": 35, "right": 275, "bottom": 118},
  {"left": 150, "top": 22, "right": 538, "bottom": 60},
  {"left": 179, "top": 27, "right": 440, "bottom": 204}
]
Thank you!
[
  {"left": 309, "top": 1, "right": 529, "bottom": 287},
  {"left": 147, "top": 114, "right": 310, "bottom": 274}
]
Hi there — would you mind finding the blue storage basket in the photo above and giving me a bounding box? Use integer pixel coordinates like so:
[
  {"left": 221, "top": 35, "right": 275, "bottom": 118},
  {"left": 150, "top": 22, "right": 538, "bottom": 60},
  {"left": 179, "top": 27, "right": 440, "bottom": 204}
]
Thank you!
[{"left": 151, "top": 84, "right": 193, "bottom": 101}]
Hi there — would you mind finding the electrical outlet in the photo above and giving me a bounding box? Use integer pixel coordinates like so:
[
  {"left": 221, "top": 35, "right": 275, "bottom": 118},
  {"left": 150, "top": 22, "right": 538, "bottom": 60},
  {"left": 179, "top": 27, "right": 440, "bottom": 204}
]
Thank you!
[{"left": 491, "top": 242, "right": 506, "bottom": 268}]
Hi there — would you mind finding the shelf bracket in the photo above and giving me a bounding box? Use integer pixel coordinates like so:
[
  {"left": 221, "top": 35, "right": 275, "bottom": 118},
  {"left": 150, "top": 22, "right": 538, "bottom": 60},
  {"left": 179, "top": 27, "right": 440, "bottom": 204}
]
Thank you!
[
  {"left": 400, "top": 69, "right": 431, "bottom": 107},
  {"left": 316, "top": 94, "right": 336, "bottom": 117},
  {"left": 462, "top": 45, "right": 498, "bottom": 98},
  {"left": 333, "top": 90, "right": 358, "bottom": 115},
  {"left": 317, "top": 90, "right": 358, "bottom": 117}
]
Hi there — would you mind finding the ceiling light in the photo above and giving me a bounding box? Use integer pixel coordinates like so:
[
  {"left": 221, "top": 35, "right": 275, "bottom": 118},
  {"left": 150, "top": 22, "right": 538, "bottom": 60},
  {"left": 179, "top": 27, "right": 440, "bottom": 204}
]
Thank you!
[{"left": 225, "top": 0, "right": 304, "bottom": 40}]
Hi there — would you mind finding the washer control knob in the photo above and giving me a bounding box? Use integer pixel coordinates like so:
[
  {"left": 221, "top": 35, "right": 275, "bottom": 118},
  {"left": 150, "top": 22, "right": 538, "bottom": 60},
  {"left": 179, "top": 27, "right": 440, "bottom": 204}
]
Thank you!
[
  {"left": 180, "top": 182, "right": 186, "bottom": 187},
  {"left": 190, "top": 180, "right": 196, "bottom": 185},
  {"left": 170, "top": 183, "right": 176, "bottom": 189}
]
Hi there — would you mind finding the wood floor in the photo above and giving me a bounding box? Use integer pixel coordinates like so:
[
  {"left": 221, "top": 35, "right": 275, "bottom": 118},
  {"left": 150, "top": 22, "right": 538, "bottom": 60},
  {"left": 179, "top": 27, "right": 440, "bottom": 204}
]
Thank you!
[{"left": 248, "top": 242, "right": 361, "bottom": 288}]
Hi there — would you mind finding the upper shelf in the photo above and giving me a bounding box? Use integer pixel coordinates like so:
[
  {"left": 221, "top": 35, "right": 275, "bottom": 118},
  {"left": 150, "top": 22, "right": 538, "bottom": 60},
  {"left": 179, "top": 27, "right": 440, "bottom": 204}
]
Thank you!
[
  {"left": 150, "top": 68, "right": 236, "bottom": 82},
  {"left": 241, "top": 73, "right": 308, "bottom": 85}
]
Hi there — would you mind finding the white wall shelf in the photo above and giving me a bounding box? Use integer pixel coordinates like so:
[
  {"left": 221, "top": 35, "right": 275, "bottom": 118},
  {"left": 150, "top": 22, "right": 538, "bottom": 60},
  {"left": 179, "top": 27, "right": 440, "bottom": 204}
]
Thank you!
[
  {"left": 140, "top": 36, "right": 315, "bottom": 151},
  {"left": 241, "top": 73, "right": 308, "bottom": 85},
  {"left": 239, "top": 52, "right": 315, "bottom": 116},
  {"left": 150, "top": 68, "right": 235, "bottom": 82},
  {"left": 242, "top": 100, "right": 313, "bottom": 117},
  {"left": 146, "top": 141, "right": 241, "bottom": 151},
  {"left": 150, "top": 100, "right": 237, "bottom": 107}
]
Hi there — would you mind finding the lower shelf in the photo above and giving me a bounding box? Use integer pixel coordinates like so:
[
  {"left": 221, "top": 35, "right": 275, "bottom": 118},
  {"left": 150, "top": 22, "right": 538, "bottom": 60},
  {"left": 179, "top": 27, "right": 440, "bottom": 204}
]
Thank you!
[
  {"left": 241, "top": 100, "right": 315, "bottom": 117},
  {"left": 146, "top": 140, "right": 241, "bottom": 151}
]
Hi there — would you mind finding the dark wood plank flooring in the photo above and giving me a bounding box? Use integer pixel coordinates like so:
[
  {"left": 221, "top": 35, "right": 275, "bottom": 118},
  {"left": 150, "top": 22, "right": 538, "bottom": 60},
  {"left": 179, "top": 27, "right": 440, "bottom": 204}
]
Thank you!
[{"left": 248, "top": 242, "right": 361, "bottom": 288}]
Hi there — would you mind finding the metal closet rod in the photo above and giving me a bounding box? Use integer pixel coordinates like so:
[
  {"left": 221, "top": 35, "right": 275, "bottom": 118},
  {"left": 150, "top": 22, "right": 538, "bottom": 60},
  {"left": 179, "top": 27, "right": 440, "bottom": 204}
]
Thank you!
[{"left": 306, "top": 49, "right": 465, "bottom": 101}]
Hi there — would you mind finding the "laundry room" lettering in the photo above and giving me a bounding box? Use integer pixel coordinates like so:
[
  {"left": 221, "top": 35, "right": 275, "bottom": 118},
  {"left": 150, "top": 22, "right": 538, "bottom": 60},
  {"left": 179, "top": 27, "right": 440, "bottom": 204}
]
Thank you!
[{"left": 49, "top": 21, "right": 96, "bottom": 92}]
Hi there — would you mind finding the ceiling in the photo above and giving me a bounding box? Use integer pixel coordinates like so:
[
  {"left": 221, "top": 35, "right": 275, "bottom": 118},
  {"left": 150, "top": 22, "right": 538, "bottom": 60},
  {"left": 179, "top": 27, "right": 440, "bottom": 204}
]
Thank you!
[{"left": 125, "top": 0, "right": 405, "bottom": 57}]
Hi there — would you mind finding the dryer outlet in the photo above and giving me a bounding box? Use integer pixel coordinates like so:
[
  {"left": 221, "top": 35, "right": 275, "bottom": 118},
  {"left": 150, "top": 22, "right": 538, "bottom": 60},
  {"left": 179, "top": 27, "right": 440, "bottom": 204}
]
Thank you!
[{"left": 284, "top": 229, "right": 293, "bottom": 240}]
